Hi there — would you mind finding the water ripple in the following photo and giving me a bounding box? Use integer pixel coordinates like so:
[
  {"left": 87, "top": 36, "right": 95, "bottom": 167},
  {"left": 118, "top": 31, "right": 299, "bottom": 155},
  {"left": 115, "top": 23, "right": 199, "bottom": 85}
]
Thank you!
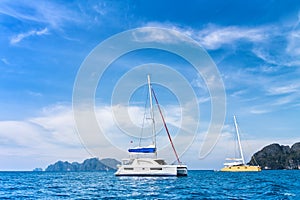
[{"left": 0, "top": 171, "right": 299, "bottom": 199}]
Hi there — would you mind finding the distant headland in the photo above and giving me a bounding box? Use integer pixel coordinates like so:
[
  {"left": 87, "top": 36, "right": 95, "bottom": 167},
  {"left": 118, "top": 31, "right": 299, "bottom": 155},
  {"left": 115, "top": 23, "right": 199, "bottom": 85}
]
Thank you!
[
  {"left": 39, "top": 142, "right": 300, "bottom": 171},
  {"left": 249, "top": 142, "right": 300, "bottom": 170},
  {"left": 44, "top": 158, "right": 121, "bottom": 172}
]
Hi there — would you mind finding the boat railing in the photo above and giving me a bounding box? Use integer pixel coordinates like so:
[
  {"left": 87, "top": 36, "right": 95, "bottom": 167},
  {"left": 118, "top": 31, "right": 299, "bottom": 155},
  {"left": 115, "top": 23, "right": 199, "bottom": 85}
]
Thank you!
[
  {"left": 224, "top": 161, "right": 244, "bottom": 166},
  {"left": 225, "top": 158, "right": 243, "bottom": 161}
]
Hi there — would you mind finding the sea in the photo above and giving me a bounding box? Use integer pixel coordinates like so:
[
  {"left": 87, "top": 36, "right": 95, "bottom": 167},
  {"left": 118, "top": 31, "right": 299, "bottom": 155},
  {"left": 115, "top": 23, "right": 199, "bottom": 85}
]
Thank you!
[{"left": 0, "top": 170, "right": 299, "bottom": 199}]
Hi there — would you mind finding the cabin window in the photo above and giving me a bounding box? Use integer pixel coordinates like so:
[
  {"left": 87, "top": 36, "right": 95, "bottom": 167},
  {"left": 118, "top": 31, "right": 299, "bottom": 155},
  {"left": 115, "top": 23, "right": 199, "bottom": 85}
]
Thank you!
[
  {"left": 122, "top": 160, "right": 133, "bottom": 165},
  {"left": 155, "top": 160, "right": 167, "bottom": 165},
  {"left": 137, "top": 160, "right": 152, "bottom": 165},
  {"left": 124, "top": 168, "right": 134, "bottom": 170},
  {"left": 150, "top": 168, "right": 162, "bottom": 170},
  {"left": 229, "top": 167, "right": 231, "bottom": 169},
  {"left": 237, "top": 167, "right": 240, "bottom": 169},
  {"left": 245, "top": 167, "right": 247, "bottom": 169}
]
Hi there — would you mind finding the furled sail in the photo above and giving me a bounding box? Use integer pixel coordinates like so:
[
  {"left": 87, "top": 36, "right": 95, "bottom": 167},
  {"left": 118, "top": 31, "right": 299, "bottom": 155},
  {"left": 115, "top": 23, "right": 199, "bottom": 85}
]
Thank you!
[{"left": 128, "top": 145, "right": 156, "bottom": 153}]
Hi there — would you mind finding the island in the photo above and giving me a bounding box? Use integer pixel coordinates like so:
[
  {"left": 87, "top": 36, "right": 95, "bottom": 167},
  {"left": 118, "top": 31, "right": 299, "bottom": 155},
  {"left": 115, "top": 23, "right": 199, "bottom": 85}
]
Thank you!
[
  {"left": 248, "top": 142, "right": 300, "bottom": 170},
  {"left": 45, "top": 158, "right": 121, "bottom": 172},
  {"left": 43, "top": 142, "right": 300, "bottom": 171},
  {"left": 33, "top": 168, "right": 43, "bottom": 172}
]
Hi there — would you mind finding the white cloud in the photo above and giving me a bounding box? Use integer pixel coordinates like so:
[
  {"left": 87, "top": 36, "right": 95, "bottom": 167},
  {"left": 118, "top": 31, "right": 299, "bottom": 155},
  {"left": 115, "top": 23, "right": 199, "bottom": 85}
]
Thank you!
[
  {"left": 185, "top": 120, "right": 300, "bottom": 169},
  {"left": 145, "top": 21, "right": 300, "bottom": 70},
  {"left": 1, "top": 102, "right": 299, "bottom": 170},
  {"left": 230, "top": 90, "right": 247, "bottom": 98},
  {"left": 92, "top": 2, "right": 108, "bottom": 16},
  {"left": 286, "top": 30, "right": 300, "bottom": 57},
  {"left": 0, "top": 104, "right": 89, "bottom": 170},
  {"left": 195, "top": 25, "right": 268, "bottom": 50},
  {"left": 0, "top": 100, "right": 198, "bottom": 170},
  {"left": 144, "top": 22, "right": 269, "bottom": 50},
  {"left": 0, "top": 1, "right": 79, "bottom": 29},
  {"left": 252, "top": 47, "right": 278, "bottom": 65},
  {"left": 10, "top": 27, "right": 49, "bottom": 44},
  {"left": 26, "top": 90, "right": 42, "bottom": 97},
  {"left": 132, "top": 27, "right": 191, "bottom": 44},
  {"left": 271, "top": 95, "right": 296, "bottom": 106},
  {"left": 223, "top": 136, "right": 300, "bottom": 165},
  {"left": 0, "top": 106, "right": 83, "bottom": 151},
  {"left": 1, "top": 58, "right": 10, "bottom": 65},
  {"left": 0, "top": 104, "right": 146, "bottom": 169},
  {"left": 246, "top": 86, "right": 300, "bottom": 113},
  {"left": 252, "top": 46, "right": 300, "bottom": 67},
  {"left": 267, "top": 83, "right": 300, "bottom": 95},
  {"left": 250, "top": 108, "right": 271, "bottom": 115}
]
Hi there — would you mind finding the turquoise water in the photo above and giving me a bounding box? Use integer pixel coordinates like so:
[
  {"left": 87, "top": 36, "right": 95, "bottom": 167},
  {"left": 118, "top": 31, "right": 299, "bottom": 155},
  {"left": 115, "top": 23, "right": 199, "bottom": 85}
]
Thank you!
[{"left": 0, "top": 170, "right": 299, "bottom": 199}]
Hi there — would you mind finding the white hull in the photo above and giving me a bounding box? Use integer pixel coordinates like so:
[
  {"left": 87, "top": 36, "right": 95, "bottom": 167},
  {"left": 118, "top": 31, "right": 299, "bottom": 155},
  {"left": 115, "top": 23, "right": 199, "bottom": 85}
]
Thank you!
[
  {"left": 115, "top": 158, "right": 187, "bottom": 176},
  {"left": 115, "top": 75, "right": 188, "bottom": 176}
]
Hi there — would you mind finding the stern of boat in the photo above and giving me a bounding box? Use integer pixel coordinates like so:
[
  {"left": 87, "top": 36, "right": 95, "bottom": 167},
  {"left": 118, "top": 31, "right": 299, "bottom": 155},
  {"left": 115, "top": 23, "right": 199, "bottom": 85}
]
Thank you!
[{"left": 176, "top": 165, "right": 188, "bottom": 176}]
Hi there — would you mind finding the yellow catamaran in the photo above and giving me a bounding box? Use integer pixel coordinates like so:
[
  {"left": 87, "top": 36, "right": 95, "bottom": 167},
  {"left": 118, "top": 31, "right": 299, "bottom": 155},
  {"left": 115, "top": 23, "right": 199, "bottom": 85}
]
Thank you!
[{"left": 221, "top": 116, "right": 261, "bottom": 172}]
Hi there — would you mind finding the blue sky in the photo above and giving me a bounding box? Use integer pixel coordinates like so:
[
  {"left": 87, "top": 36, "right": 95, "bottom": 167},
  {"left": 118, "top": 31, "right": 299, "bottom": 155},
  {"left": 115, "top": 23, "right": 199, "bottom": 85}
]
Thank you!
[{"left": 1, "top": 0, "right": 300, "bottom": 170}]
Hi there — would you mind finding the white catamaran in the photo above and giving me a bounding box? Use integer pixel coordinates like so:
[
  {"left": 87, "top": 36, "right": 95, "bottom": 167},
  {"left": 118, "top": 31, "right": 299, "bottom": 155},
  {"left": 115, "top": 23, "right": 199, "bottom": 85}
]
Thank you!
[
  {"left": 221, "top": 116, "right": 261, "bottom": 172},
  {"left": 115, "top": 75, "right": 188, "bottom": 176}
]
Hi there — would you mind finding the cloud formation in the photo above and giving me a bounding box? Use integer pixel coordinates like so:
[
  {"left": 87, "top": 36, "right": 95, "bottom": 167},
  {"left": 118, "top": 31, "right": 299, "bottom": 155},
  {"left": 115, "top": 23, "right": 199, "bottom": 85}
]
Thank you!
[
  {"left": 195, "top": 25, "right": 268, "bottom": 50},
  {"left": 267, "top": 83, "right": 300, "bottom": 95},
  {"left": 0, "top": 1, "right": 79, "bottom": 29},
  {"left": 10, "top": 27, "right": 49, "bottom": 44}
]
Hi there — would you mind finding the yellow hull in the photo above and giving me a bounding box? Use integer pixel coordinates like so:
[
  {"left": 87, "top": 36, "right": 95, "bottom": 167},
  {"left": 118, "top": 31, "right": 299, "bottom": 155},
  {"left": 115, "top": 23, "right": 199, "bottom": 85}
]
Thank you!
[{"left": 220, "top": 165, "right": 261, "bottom": 172}]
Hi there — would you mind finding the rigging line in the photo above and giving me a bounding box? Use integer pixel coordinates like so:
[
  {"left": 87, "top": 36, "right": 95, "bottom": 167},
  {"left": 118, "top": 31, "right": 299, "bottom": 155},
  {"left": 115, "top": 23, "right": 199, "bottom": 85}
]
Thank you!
[
  {"left": 234, "top": 116, "right": 245, "bottom": 164},
  {"left": 236, "top": 121, "right": 259, "bottom": 166},
  {"left": 234, "top": 127, "right": 237, "bottom": 159},
  {"left": 151, "top": 88, "right": 181, "bottom": 164},
  {"left": 252, "top": 154, "right": 260, "bottom": 166},
  {"left": 139, "top": 85, "right": 149, "bottom": 146}
]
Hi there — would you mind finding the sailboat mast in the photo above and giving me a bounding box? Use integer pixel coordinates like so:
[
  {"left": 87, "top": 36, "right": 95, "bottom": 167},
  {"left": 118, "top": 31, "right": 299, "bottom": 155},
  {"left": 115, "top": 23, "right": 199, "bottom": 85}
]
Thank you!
[
  {"left": 234, "top": 115, "right": 245, "bottom": 164},
  {"left": 147, "top": 75, "right": 156, "bottom": 147}
]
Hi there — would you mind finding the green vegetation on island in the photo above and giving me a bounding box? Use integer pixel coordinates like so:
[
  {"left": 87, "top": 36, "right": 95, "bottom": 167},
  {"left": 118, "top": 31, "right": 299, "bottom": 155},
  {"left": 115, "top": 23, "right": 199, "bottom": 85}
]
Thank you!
[
  {"left": 43, "top": 142, "right": 300, "bottom": 171},
  {"left": 45, "top": 158, "right": 121, "bottom": 172},
  {"left": 248, "top": 142, "right": 300, "bottom": 170}
]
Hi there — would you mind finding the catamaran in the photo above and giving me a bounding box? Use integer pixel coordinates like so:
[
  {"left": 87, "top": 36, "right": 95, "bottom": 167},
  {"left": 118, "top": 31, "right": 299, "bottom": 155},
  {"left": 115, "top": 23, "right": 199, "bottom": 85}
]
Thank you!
[
  {"left": 115, "top": 75, "right": 188, "bottom": 176},
  {"left": 220, "top": 116, "right": 261, "bottom": 172}
]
